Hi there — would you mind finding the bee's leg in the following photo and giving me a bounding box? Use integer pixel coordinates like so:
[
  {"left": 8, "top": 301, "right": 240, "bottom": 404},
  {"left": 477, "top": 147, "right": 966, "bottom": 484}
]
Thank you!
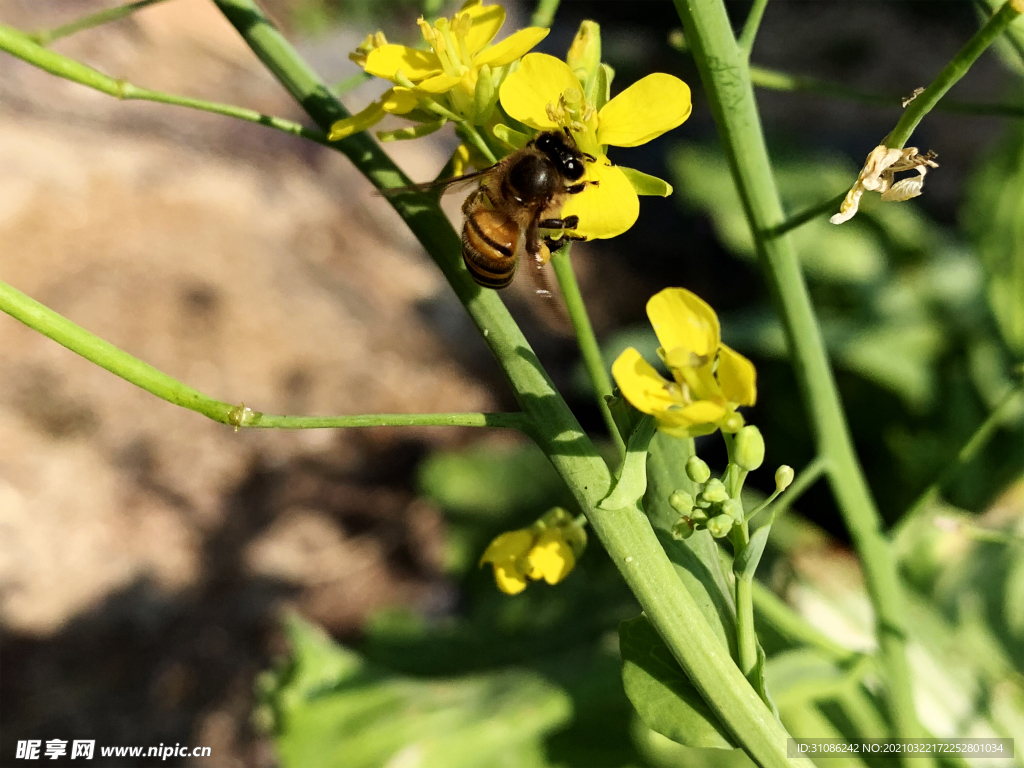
[
  {"left": 565, "top": 180, "right": 599, "bottom": 195},
  {"left": 538, "top": 215, "right": 579, "bottom": 230},
  {"left": 461, "top": 188, "right": 487, "bottom": 216}
]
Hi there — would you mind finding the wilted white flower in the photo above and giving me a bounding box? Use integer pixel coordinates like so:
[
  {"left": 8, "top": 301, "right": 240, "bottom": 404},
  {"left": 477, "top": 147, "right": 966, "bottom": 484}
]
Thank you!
[{"left": 831, "top": 145, "right": 938, "bottom": 225}]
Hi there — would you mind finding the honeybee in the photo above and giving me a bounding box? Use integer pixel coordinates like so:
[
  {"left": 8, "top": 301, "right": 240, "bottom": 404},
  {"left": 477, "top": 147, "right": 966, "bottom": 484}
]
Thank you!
[{"left": 391, "top": 129, "right": 596, "bottom": 290}]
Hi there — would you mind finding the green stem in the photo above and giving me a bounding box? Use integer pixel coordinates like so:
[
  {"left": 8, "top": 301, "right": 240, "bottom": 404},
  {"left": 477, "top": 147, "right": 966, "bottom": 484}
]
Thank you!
[
  {"left": 724, "top": 434, "right": 757, "bottom": 681},
  {"left": 455, "top": 121, "right": 498, "bottom": 165},
  {"left": 550, "top": 245, "right": 627, "bottom": 457},
  {"left": 530, "top": 0, "right": 561, "bottom": 28},
  {"left": 892, "top": 383, "right": 1024, "bottom": 541},
  {"left": 29, "top": 0, "right": 171, "bottom": 45},
  {"left": 332, "top": 71, "right": 373, "bottom": 96},
  {"left": 764, "top": 191, "right": 848, "bottom": 238},
  {"left": 0, "top": 24, "right": 329, "bottom": 146},
  {"left": 751, "top": 581, "right": 859, "bottom": 663},
  {"left": 0, "top": 279, "right": 528, "bottom": 432},
  {"left": 737, "top": 0, "right": 769, "bottom": 57},
  {"left": 886, "top": 0, "right": 1024, "bottom": 149},
  {"left": 211, "top": 2, "right": 810, "bottom": 764},
  {"left": 671, "top": 0, "right": 930, "bottom": 758},
  {"left": 750, "top": 64, "right": 1024, "bottom": 118}
]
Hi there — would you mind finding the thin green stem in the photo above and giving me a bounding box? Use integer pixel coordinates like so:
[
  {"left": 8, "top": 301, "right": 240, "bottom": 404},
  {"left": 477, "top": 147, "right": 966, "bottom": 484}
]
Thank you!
[
  {"left": 892, "top": 383, "right": 1024, "bottom": 541},
  {"left": 455, "top": 121, "right": 498, "bottom": 165},
  {"left": 737, "top": 0, "right": 769, "bottom": 58},
  {"left": 0, "top": 279, "right": 528, "bottom": 432},
  {"left": 724, "top": 434, "right": 757, "bottom": 682},
  {"left": 550, "top": 244, "right": 627, "bottom": 458},
  {"left": 211, "top": 2, "right": 810, "bottom": 764},
  {"left": 750, "top": 65, "right": 1024, "bottom": 118},
  {"left": 887, "top": 0, "right": 1024, "bottom": 149},
  {"left": 29, "top": 0, "right": 171, "bottom": 46},
  {"left": 751, "top": 582, "right": 859, "bottom": 663},
  {"left": 764, "top": 191, "right": 848, "bottom": 238},
  {"left": 332, "top": 71, "right": 372, "bottom": 96},
  {"left": 671, "top": 0, "right": 930, "bottom": 758},
  {"left": 0, "top": 24, "right": 329, "bottom": 146},
  {"left": 530, "top": 0, "right": 561, "bottom": 28}
]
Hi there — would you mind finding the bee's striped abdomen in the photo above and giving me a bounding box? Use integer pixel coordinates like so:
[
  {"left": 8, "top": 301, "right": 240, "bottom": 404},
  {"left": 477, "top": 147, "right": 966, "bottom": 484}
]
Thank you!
[{"left": 462, "top": 212, "right": 518, "bottom": 289}]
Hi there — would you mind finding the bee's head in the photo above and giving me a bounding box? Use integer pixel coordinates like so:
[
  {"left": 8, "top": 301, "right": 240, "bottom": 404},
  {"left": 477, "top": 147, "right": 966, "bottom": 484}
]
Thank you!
[{"left": 533, "top": 130, "right": 586, "bottom": 182}]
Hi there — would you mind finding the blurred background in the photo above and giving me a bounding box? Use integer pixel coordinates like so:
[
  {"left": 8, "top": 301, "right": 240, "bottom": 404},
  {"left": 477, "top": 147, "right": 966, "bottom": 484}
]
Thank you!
[{"left": 0, "top": 0, "right": 1022, "bottom": 766}]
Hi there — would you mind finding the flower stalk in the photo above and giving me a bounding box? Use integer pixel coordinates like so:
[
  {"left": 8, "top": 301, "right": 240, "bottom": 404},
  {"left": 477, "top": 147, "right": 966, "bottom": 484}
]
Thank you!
[{"left": 671, "top": 0, "right": 931, "bottom": 757}]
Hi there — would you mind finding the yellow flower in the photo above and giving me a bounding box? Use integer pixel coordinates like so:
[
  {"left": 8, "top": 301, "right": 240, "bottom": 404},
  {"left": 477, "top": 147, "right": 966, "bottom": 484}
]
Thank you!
[
  {"left": 498, "top": 52, "right": 691, "bottom": 239},
  {"left": 329, "top": 1, "right": 548, "bottom": 142},
  {"left": 479, "top": 508, "right": 586, "bottom": 595},
  {"left": 611, "top": 288, "right": 756, "bottom": 438}
]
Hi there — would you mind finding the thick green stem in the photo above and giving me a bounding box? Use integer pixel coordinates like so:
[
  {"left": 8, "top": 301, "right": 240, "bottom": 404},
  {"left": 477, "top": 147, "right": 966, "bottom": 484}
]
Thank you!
[
  {"left": 0, "top": 24, "right": 328, "bottom": 146},
  {"left": 550, "top": 245, "right": 626, "bottom": 457},
  {"left": 750, "top": 64, "right": 1024, "bottom": 118},
  {"left": 672, "top": 0, "right": 930, "bottom": 757},
  {"left": 210, "top": 2, "right": 809, "bottom": 763},
  {"left": 29, "top": 0, "right": 171, "bottom": 45},
  {"left": 0, "top": 279, "right": 527, "bottom": 432},
  {"left": 887, "top": 0, "right": 1024, "bottom": 149}
]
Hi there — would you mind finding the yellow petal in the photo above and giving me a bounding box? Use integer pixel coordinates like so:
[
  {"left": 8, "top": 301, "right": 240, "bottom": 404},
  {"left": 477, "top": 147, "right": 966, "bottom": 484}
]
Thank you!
[
  {"left": 474, "top": 27, "right": 550, "bottom": 68},
  {"left": 645, "top": 288, "right": 720, "bottom": 360},
  {"left": 461, "top": 2, "right": 506, "bottom": 54},
  {"left": 597, "top": 74, "right": 692, "bottom": 147},
  {"left": 365, "top": 45, "right": 442, "bottom": 81},
  {"left": 656, "top": 399, "right": 729, "bottom": 438},
  {"left": 382, "top": 87, "right": 420, "bottom": 114},
  {"left": 611, "top": 348, "right": 680, "bottom": 416},
  {"left": 717, "top": 344, "right": 757, "bottom": 406},
  {"left": 559, "top": 161, "right": 639, "bottom": 239},
  {"left": 479, "top": 529, "right": 534, "bottom": 565},
  {"left": 327, "top": 100, "right": 386, "bottom": 141},
  {"left": 499, "top": 52, "right": 579, "bottom": 130},
  {"left": 493, "top": 564, "right": 529, "bottom": 594},
  {"left": 527, "top": 529, "right": 576, "bottom": 585},
  {"left": 416, "top": 72, "right": 463, "bottom": 94}
]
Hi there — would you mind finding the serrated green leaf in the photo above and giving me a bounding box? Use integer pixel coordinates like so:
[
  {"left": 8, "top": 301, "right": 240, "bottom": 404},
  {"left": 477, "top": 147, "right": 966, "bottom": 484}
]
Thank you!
[
  {"left": 599, "top": 416, "right": 656, "bottom": 509},
  {"left": 619, "top": 614, "right": 737, "bottom": 749}
]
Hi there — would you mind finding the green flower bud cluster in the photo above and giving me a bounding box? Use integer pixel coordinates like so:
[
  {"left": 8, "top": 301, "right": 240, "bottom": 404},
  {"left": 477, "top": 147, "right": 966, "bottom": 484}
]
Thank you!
[{"left": 671, "top": 457, "right": 746, "bottom": 540}]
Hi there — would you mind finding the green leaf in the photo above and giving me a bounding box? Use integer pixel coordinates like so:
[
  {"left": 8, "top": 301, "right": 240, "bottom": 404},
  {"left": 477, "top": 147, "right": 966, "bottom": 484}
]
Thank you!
[
  {"left": 619, "top": 614, "right": 737, "bottom": 749},
  {"left": 261, "top": 614, "right": 572, "bottom": 768},
  {"left": 620, "top": 166, "right": 674, "bottom": 197},
  {"left": 734, "top": 520, "right": 772, "bottom": 580},
  {"left": 599, "top": 416, "right": 656, "bottom": 509}
]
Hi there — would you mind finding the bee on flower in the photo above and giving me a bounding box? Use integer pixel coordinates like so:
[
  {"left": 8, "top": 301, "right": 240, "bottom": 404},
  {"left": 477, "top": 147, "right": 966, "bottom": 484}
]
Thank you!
[{"left": 611, "top": 288, "right": 757, "bottom": 438}]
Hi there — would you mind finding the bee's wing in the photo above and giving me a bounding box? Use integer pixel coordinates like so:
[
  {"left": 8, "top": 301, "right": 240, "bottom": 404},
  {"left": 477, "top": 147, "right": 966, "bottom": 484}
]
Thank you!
[{"left": 377, "top": 167, "right": 498, "bottom": 198}]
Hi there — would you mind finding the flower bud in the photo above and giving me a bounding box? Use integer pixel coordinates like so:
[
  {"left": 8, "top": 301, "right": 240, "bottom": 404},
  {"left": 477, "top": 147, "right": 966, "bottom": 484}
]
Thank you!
[
  {"left": 775, "top": 465, "right": 795, "bottom": 492},
  {"left": 722, "top": 498, "right": 745, "bottom": 523},
  {"left": 686, "top": 456, "right": 711, "bottom": 484},
  {"left": 567, "top": 21, "right": 602, "bottom": 95},
  {"left": 669, "top": 490, "right": 694, "bottom": 514},
  {"left": 701, "top": 478, "right": 729, "bottom": 504},
  {"left": 688, "top": 507, "right": 709, "bottom": 525},
  {"left": 671, "top": 517, "right": 695, "bottom": 540},
  {"left": 707, "top": 514, "right": 733, "bottom": 538},
  {"left": 733, "top": 426, "right": 765, "bottom": 471}
]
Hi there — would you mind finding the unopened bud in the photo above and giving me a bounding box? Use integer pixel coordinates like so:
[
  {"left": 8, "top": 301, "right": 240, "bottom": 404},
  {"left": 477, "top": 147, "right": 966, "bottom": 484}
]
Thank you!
[
  {"left": 722, "top": 498, "right": 745, "bottom": 523},
  {"left": 689, "top": 507, "right": 709, "bottom": 525},
  {"left": 702, "top": 478, "right": 729, "bottom": 504},
  {"left": 775, "top": 465, "right": 795, "bottom": 492},
  {"left": 707, "top": 514, "right": 734, "bottom": 538},
  {"left": 567, "top": 21, "right": 602, "bottom": 91},
  {"left": 686, "top": 456, "right": 711, "bottom": 484},
  {"left": 671, "top": 517, "right": 695, "bottom": 540},
  {"left": 733, "top": 426, "right": 765, "bottom": 471},
  {"left": 669, "top": 490, "right": 694, "bottom": 514}
]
